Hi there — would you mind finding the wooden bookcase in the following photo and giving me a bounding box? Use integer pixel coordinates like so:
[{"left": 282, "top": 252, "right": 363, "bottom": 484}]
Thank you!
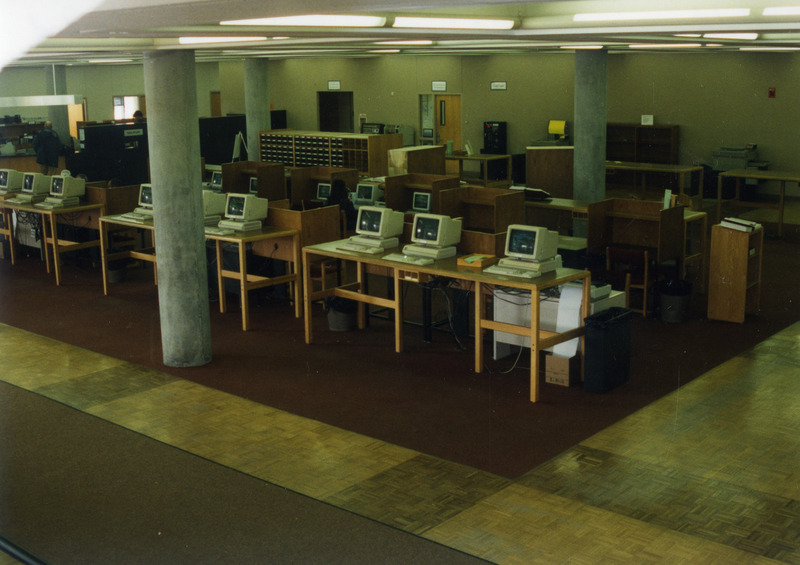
[
  {"left": 606, "top": 123, "right": 679, "bottom": 193},
  {"left": 258, "top": 130, "right": 402, "bottom": 177},
  {"left": 0, "top": 121, "right": 45, "bottom": 153},
  {"left": 707, "top": 224, "right": 763, "bottom": 323}
]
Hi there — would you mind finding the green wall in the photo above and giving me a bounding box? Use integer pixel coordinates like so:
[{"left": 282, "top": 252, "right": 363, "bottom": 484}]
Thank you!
[{"left": 2, "top": 51, "right": 798, "bottom": 174}]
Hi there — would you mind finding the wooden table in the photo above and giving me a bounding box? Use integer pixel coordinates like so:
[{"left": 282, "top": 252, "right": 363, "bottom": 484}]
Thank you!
[
  {"left": 606, "top": 161, "right": 704, "bottom": 210},
  {"left": 716, "top": 168, "right": 800, "bottom": 237},
  {"left": 446, "top": 154, "right": 512, "bottom": 187},
  {"left": 302, "top": 240, "right": 591, "bottom": 403},
  {"left": 0, "top": 199, "right": 105, "bottom": 285},
  {"left": 100, "top": 215, "right": 301, "bottom": 331}
]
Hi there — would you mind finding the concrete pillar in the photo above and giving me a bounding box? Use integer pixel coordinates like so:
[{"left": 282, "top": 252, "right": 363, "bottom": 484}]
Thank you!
[
  {"left": 244, "top": 59, "right": 270, "bottom": 162},
  {"left": 45, "top": 65, "right": 69, "bottom": 148},
  {"left": 573, "top": 49, "right": 608, "bottom": 205},
  {"left": 143, "top": 50, "right": 212, "bottom": 367}
]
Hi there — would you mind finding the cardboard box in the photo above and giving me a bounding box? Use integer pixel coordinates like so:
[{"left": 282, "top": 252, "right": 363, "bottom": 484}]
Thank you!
[{"left": 545, "top": 353, "right": 580, "bottom": 387}]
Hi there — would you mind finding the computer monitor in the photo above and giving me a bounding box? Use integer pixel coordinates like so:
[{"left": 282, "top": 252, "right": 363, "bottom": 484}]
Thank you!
[
  {"left": 316, "top": 182, "right": 332, "bottom": 201},
  {"left": 49, "top": 175, "right": 86, "bottom": 199},
  {"left": 224, "top": 193, "right": 269, "bottom": 222},
  {"left": 411, "top": 191, "right": 431, "bottom": 213},
  {"left": 248, "top": 176, "right": 259, "bottom": 194},
  {"left": 22, "top": 173, "right": 51, "bottom": 194},
  {"left": 210, "top": 171, "right": 223, "bottom": 191},
  {"left": 355, "top": 206, "right": 404, "bottom": 240},
  {"left": 354, "top": 183, "right": 383, "bottom": 205},
  {"left": 0, "top": 169, "right": 23, "bottom": 192},
  {"left": 410, "top": 213, "right": 462, "bottom": 248},
  {"left": 138, "top": 184, "right": 153, "bottom": 208},
  {"left": 202, "top": 189, "right": 226, "bottom": 216},
  {"left": 504, "top": 224, "right": 559, "bottom": 262}
]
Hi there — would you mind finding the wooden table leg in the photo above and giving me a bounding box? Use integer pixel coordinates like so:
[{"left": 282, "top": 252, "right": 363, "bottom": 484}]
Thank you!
[
  {"left": 302, "top": 249, "right": 314, "bottom": 345},
  {"left": 48, "top": 213, "right": 63, "bottom": 285},
  {"left": 292, "top": 232, "right": 301, "bottom": 318},
  {"left": 238, "top": 240, "right": 249, "bottom": 331},
  {"left": 216, "top": 240, "right": 226, "bottom": 313},
  {"left": 99, "top": 220, "right": 110, "bottom": 295},
  {"left": 393, "top": 267, "right": 402, "bottom": 353},
  {"left": 529, "top": 287, "right": 541, "bottom": 403},
  {"left": 474, "top": 281, "right": 484, "bottom": 373}
]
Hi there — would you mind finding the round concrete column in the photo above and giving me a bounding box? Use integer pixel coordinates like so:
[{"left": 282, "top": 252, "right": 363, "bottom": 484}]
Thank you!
[
  {"left": 143, "top": 50, "right": 211, "bottom": 367},
  {"left": 244, "top": 59, "right": 270, "bottom": 162},
  {"left": 573, "top": 49, "right": 608, "bottom": 204}
]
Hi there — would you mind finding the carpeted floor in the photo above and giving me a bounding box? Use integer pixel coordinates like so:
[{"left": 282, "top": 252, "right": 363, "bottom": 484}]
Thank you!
[
  {"left": 0, "top": 380, "right": 487, "bottom": 565},
  {"left": 1, "top": 216, "right": 799, "bottom": 480}
]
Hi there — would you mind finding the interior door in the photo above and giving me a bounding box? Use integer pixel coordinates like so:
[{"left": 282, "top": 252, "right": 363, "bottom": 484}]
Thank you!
[
  {"left": 435, "top": 94, "right": 461, "bottom": 174},
  {"left": 318, "top": 91, "right": 354, "bottom": 133}
]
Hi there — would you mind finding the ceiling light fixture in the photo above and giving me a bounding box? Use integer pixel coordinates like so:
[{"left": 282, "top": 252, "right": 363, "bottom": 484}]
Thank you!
[
  {"left": 574, "top": 9, "right": 750, "bottom": 22},
  {"left": 87, "top": 58, "right": 134, "bottom": 63},
  {"left": 628, "top": 43, "right": 704, "bottom": 49},
  {"left": 559, "top": 45, "right": 604, "bottom": 50},
  {"left": 763, "top": 7, "right": 800, "bottom": 16},
  {"left": 375, "top": 40, "right": 433, "bottom": 46},
  {"left": 369, "top": 49, "right": 401, "bottom": 54},
  {"left": 703, "top": 33, "right": 758, "bottom": 40},
  {"left": 392, "top": 16, "right": 515, "bottom": 30},
  {"left": 179, "top": 36, "right": 267, "bottom": 44},
  {"left": 740, "top": 46, "right": 800, "bottom": 51},
  {"left": 220, "top": 15, "right": 386, "bottom": 27}
]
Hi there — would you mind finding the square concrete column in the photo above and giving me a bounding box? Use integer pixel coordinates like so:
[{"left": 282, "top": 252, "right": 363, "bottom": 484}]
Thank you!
[
  {"left": 244, "top": 59, "right": 271, "bottom": 162},
  {"left": 573, "top": 49, "right": 608, "bottom": 204}
]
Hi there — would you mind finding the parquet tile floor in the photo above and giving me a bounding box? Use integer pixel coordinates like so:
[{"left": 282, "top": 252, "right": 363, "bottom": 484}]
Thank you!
[{"left": 2, "top": 320, "right": 798, "bottom": 563}]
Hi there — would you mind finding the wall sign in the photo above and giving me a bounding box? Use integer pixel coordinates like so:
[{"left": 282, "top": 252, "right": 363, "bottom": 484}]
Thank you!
[
  {"left": 490, "top": 81, "right": 507, "bottom": 91},
  {"left": 431, "top": 81, "right": 447, "bottom": 92},
  {"left": 327, "top": 80, "right": 341, "bottom": 90}
]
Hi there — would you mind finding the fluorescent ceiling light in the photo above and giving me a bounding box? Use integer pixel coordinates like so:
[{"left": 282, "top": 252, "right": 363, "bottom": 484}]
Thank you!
[
  {"left": 88, "top": 58, "right": 134, "bottom": 63},
  {"left": 703, "top": 33, "right": 758, "bottom": 40},
  {"left": 179, "top": 36, "right": 267, "bottom": 44},
  {"left": 393, "top": 16, "right": 515, "bottom": 30},
  {"left": 628, "top": 43, "right": 703, "bottom": 49},
  {"left": 559, "top": 45, "right": 604, "bottom": 50},
  {"left": 763, "top": 7, "right": 800, "bottom": 16},
  {"left": 221, "top": 15, "right": 386, "bottom": 27},
  {"left": 375, "top": 40, "right": 433, "bottom": 46},
  {"left": 575, "top": 9, "right": 750, "bottom": 22},
  {"left": 674, "top": 34, "right": 702, "bottom": 38},
  {"left": 369, "top": 49, "right": 401, "bottom": 54},
  {"left": 740, "top": 46, "right": 800, "bottom": 51}
]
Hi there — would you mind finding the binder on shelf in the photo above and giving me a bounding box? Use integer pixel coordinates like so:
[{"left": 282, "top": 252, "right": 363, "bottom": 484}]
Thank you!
[{"left": 720, "top": 217, "right": 761, "bottom": 232}]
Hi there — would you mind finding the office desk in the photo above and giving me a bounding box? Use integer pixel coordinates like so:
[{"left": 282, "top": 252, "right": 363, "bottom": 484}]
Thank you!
[
  {"left": 716, "top": 168, "right": 800, "bottom": 237},
  {"left": 446, "top": 154, "right": 512, "bottom": 188},
  {"left": 302, "top": 240, "right": 590, "bottom": 403},
  {"left": 100, "top": 216, "right": 301, "bottom": 331},
  {"left": 1, "top": 200, "right": 105, "bottom": 285},
  {"left": 606, "top": 161, "right": 703, "bottom": 209}
]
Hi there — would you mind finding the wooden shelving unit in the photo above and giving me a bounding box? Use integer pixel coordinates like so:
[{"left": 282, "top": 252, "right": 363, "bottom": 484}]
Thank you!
[
  {"left": 707, "top": 224, "right": 763, "bottom": 323},
  {"left": 258, "top": 130, "right": 402, "bottom": 177},
  {"left": 606, "top": 123, "right": 680, "bottom": 193}
]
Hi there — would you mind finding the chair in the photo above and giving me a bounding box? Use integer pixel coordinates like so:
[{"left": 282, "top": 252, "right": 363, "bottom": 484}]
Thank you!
[{"left": 604, "top": 246, "right": 654, "bottom": 317}]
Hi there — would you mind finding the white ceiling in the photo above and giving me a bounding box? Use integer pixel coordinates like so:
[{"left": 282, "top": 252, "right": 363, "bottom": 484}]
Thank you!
[{"left": 10, "top": 0, "right": 800, "bottom": 68}]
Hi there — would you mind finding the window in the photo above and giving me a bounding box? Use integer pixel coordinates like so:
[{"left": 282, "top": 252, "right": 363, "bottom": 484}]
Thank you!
[{"left": 113, "top": 95, "right": 145, "bottom": 120}]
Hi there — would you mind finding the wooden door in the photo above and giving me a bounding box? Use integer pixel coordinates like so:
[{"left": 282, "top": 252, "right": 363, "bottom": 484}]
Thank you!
[
  {"left": 210, "top": 91, "right": 221, "bottom": 117},
  {"left": 435, "top": 94, "right": 461, "bottom": 174}
]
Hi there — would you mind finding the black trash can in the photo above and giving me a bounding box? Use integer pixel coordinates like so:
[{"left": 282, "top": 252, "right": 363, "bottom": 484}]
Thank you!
[
  {"left": 659, "top": 279, "right": 692, "bottom": 323},
  {"left": 324, "top": 296, "right": 357, "bottom": 331},
  {"left": 584, "top": 307, "right": 632, "bottom": 393}
]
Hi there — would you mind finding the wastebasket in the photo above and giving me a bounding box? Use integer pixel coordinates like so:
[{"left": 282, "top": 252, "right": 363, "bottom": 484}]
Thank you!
[
  {"left": 584, "top": 307, "right": 632, "bottom": 393},
  {"left": 659, "top": 279, "right": 692, "bottom": 324},
  {"left": 324, "top": 296, "right": 357, "bottom": 331}
]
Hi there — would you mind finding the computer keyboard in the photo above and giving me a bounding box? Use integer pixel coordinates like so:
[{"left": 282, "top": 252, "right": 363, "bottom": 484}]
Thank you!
[
  {"left": 4, "top": 197, "right": 24, "bottom": 205},
  {"left": 336, "top": 242, "right": 385, "bottom": 254},
  {"left": 34, "top": 201, "right": 63, "bottom": 210},
  {"left": 119, "top": 212, "right": 153, "bottom": 224},
  {"left": 483, "top": 265, "right": 542, "bottom": 279},
  {"left": 204, "top": 226, "right": 235, "bottom": 236},
  {"left": 382, "top": 253, "right": 434, "bottom": 266}
]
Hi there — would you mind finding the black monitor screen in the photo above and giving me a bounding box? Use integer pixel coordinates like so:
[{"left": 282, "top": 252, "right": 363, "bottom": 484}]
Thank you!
[
  {"left": 508, "top": 228, "right": 536, "bottom": 255},
  {"left": 356, "top": 185, "right": 372, "bottom": 200},
  {"left": 414, "top": 216, "right": 440, "bottom": 242},
  {"left": 211, "top": 172, "right": 222, "bottom": 186},
  {"left": 317, "top": 183, "right": 331, "bottom": 200},
  {"left": 249, "top": 177, "right": 258, "bottom": 194},
  {"left": 140, "top": 186, "right": 153, "bottom": 205},
  {"left": 413, "top": 193, "right": 430, "bottom": 210},
  {"left": 0, "top": 171, "right": 7, "bottom": 187},
  {"left": 359, "top": 209, "right": 382, "bottom": 233},
  {"left": 51, "top": 177, "right": 64, "bottom": 194},
  {"left": 227, "top": 196, "right": 246, "bottom": 216},
  {"left": 23, "top": 175, "right": 33, "bottom": 192}
]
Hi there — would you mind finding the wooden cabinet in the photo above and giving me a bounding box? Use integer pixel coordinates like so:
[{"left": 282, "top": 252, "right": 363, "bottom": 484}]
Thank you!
[
  {"left": 707, "top": 224, "right": 763, "bottom": 323},
  {"left": 0, "top": 121, "right": 45, "bottom": 154},
  {"left": 606, "top": 123, "right": 678, "bottom": 164},
  {"left": 525, "top": 146, "right": 574, "bottom": 198},
  {"left": 258, "top": 130, "right": 402, "bottom": 177}
]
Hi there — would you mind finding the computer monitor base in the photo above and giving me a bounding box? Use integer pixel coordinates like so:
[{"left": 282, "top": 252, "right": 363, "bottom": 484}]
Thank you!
[
  {"left": 218, "top": 219, "right": 263, "bottom": 231},
  {"left": 401, "top": 243, "right": 457, "bottom": 260},
  {"left": 496, "top": 254, "right": 562, "bottom": 274}
]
